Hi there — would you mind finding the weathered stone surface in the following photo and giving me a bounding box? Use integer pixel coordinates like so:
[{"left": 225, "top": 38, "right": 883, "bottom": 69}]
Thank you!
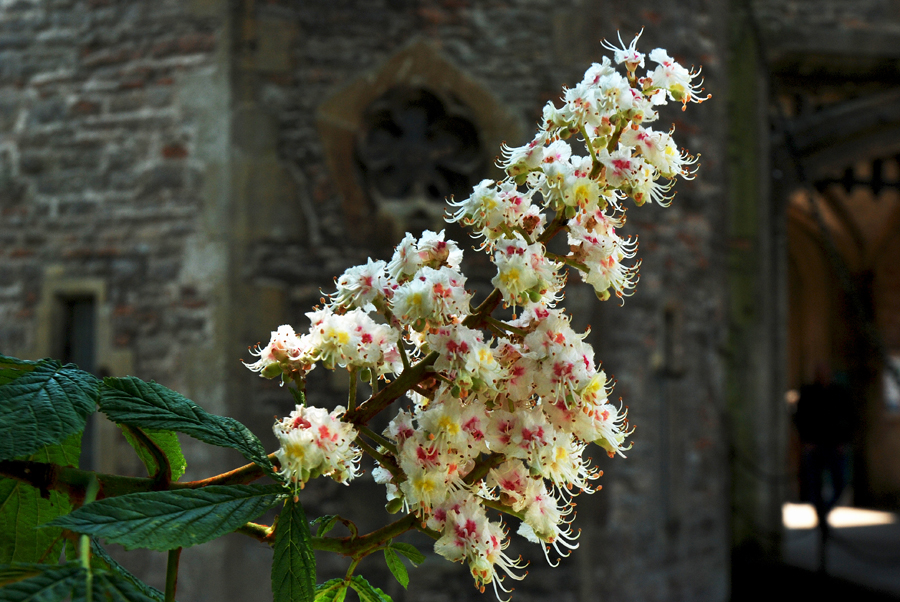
[{"left": 5, "top": 0, "right": 899, "bottom": 601}]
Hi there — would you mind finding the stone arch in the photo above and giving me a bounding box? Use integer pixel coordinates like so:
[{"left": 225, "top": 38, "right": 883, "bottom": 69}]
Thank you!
[{"left": 780, "top": 84, "right": 900, "bottom": 507}]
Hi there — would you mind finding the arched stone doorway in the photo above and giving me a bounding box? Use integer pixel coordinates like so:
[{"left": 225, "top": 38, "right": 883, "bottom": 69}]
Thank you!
[{"left": 779, "top": 80, "right": 900, "bottom": 508}]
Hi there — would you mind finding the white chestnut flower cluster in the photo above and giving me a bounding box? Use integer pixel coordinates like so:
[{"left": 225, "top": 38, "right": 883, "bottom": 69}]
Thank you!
[
  {"left": 273, "top": 405, "right": 361, "bottom": 490},
  {"left": 450, "top": 32, "right": 705, "bottom": 305},
  {"left": 245, "top": 33, "right": 706, "bottom": 600}
]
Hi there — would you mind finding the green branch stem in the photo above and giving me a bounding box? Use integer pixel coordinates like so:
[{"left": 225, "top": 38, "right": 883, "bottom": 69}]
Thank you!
[
  {"left": 481, "top": 498, "right": 525, "bottom": 521},
  {"left": 347, "top": 367, "right": 358, "bottom": 412},
  {"left": 537, "top": 211, "right": 568, "bottom": 245},
  {"left": 355, "top": 436, "right": 404, "bottom": 482},
  {"left": 398, "top": 341, "right": 411, "bottom": 371},
  {"left": 484, "top": 316, "right": 528, "bottom": 337},
  {"left": 462, "top": 452, "right": 505, "bottom": 486},
  {"left": 545, "top": 252, "right": 588, "bottom": 272},
  {"left": 242, "top": 516, "right": 432, "bottom": 554},
  {"left": 164, "top": 548, "right": 182, "bottom": 602},
  {"left": 579, "top": 124, "right": 599, "bottom": 166},
  {"left": 120, "top": 424, "right": 172, "bottom": 485},
  {"left": 358, "top": 425, "right": 397, "bottom": 455},
  {"left": 344, "top": 352, "right": 439, "bottom": 426},
  {"left": 0, "top": 453, "right": 280, "bottom": 506}
]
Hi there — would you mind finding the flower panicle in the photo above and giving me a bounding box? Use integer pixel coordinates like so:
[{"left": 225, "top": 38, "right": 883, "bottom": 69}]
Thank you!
[{"left": 243, "top": 28, "right": 707, "bottom": 600}]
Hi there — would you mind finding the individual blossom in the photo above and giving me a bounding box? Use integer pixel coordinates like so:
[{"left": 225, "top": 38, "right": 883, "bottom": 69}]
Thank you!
[
  {"left": 432, "top": 495, "right": 527, "bottom": 599},
  {"left": 567, "top": 210, "right": 640, "bottom": 301},
  {"left": 534, "top": 432, "right": 600, "bottom": 497},
  {"left": 487, "top": 459, "right": 532, "bottom": 511},
  {"left": 487, "top": 407, "right": 556, "bottom": 467},
  {"left": 541, "top": 370, "right": 633, "bottom": 456},
  {"left": 329, "top": 258, "right": 391, "bottom": 312},
  {"left": 491, "top": 238, "right": 564, "bottom": 308},
  {"left": 244, "top": 324, "right": 314, "bottom": 380},
  {"left": 391, "top": 266, "right": 471, "bottom": 329},
  {"left": 304, "top": 307, "right": 400, "bottom": 371},
  {"left": 601, "top": 30, "right": 645, "bottom": 72},
  {"left": 427, "top": 326, "right": 506, "bottom": 395},
  {"left": 516, "top": 477, "right": 580, "bottom": 566},
  {"left": 273, "top": 404, "right": 361, "bottom": 489},
  {"left": 447, "top": 180, "right": 544, "bottom": 245},
  {"left": 643, "top": 48, "right": 710, "bottom": 109},
  {"left": 499, "top": 130, "right": 549, "bottom": 179},
  {"left": 388, "top": 230, "right": 463, "bottom": 282},
  {"left": 397, "top": 430, "right": 466, "bottom": 511},
  {"left": 620, "top": 125, "right": 699, "bottom": 180}
]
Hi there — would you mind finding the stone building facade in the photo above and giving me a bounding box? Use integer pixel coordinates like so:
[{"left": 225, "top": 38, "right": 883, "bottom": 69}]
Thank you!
[{"left": 2, "top": 0, "right": 900, "bottom": 601}]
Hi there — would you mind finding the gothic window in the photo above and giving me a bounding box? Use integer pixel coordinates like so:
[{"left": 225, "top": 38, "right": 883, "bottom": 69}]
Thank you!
[{"left": 355, "top": 87, "right": 484, "bottom": 205}]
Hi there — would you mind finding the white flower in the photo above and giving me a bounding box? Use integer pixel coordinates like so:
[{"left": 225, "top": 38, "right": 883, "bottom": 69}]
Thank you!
[
  {"left": 644, "top": 48, "right": 709, "bottom": 109},
  {"left": 244, "top": 325, "right": 313, "bottom": 380},
  {"left": 273, "top": 405, "right": 361, "bottom": 488},
  {"left": 329, "top": 258, "right": 390, "bottom": 311},
  {"left": 391, "top": 266, "right": 471, "bottom": 328},
  {"left": 491, "top": 238, "right": 563, "bottom": 308},
  {"left": 601, "top": 30, "right": 645, "bottom": 71}
]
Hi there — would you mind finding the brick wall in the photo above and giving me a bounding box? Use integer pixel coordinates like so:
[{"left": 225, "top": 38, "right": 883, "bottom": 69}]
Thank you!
[
  {"left": 0, "top": 0, "right": 224, "bottom": 382},
  {"left": 0, "top": 1, "right": 233, "bottom": 599}
]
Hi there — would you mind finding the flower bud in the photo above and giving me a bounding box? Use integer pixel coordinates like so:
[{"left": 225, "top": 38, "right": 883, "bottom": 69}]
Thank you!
[
  {"left": 386, "top": 497, "right": 404, "bottom": 514},
  {"left": 262, "top": 362, "right": 284, "bottom": 379}
]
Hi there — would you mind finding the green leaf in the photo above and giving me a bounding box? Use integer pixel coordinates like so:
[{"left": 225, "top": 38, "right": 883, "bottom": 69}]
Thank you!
[
  {"left": 383, "top": 549, "right": 408, "bottom": 589},
  {"left": 349, "top": 576, "right": 392, "bottom": 602},
  {"left": 388, "top": 542, "right": 424, "bottom": 565},
  {"left": 272, "top": 498, "right": 315, "bottom": 602},
  {"left": 0, "top": 562, "right": 82, "bottom": 601},
  {"left": 47, "top": 484, "right": 283, "bottom": 552},
  {"left": 0, "top": 355, "right": 40, "bottom": 386},
  {"left": 90, "top": 540, "right": 165, "bottom": 602},
  {"left": 0, "top": 563, "right": 44, "bottom": 587},
  {"left": 314, "top": 579, "right": 347, "bottom": 602},
  {"left": 99, "top": 377, "right": 271, "bottom": 471},
  {"left": 71, "top": 571, "right": 161, "bottom": 602},
  {"left": 0, "top": 433, "right": 82, "bottom": 564},
  {"left": 288, "top": 386, "right": 305, "bottom": 407},
  {"left": 0, "top": 360, "right": 98, "bottom": 461},
  {"left": 119, "top": 426, "right": 187, "bottom": 482},
  {"left": 312, "top": 515, "right": 338, "bottom": 537}
]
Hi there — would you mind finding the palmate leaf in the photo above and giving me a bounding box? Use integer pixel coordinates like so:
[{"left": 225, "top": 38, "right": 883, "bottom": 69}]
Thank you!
[
  {"left": 71, "top": 571, "right": 160, "bottom": 602},
  {"left": 99, "top": 377, "right": 271, "bottom": 471},
  {"left": 388, "top": 542, "right": 424, "bottom": 565},
  {"left": 0, "top": 355, "right": 39, "bottom": 386},
  {"left": 349, "top": 576, "right": 392, "bottom": 602},
  {"left": 47, "top": 484, "right": 283, "bottom": 552},
  {"left": 0, "top": 562, "right": 82, "bottom": 602},
  {"left": 0, "top": 433, "right": 82, "bottom": 564},
  {"left": 0, "top": 359, "right": 98, "bottom": 462},
  {"left": 0, "top": 563, "right": 44, "bottom": 587},
  {"left": 272, "top": 498, "right": 315, "bottom": 602},
  {"left": 118, "top": 426, "right": 187, "bottom": 482},
  {"left": 383, "top": 549, "right": 408, "bottom": 589},
  {"left": 314, "top": 579, "right": 348, "bottom": 602},
  {"left": 311, "top": 515, "right": 339, "bottom": 537},
  {"left": 90, "top": 540, "right": 165, "bottom": 602}
]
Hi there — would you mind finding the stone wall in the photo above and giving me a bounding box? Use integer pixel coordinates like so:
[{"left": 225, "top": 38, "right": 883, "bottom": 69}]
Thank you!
[
  {"left": 0, "top": 1, "right": 234, "bottom": 600},
  {"left": 0, "top": 1, "right": 737, "bottom": 601}
]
